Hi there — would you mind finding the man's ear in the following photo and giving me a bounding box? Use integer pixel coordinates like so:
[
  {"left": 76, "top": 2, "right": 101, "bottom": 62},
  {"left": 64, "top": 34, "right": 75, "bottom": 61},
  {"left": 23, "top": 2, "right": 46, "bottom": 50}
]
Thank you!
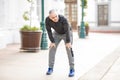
[{"left": 48, "top": 16, "right": 51, "bottom": 20}]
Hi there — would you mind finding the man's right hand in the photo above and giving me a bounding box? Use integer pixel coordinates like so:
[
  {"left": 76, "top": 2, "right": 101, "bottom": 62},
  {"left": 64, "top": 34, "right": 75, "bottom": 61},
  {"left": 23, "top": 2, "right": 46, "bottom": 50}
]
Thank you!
[{"left": 49, "top": 43, "right": 56, "bottom": 48}]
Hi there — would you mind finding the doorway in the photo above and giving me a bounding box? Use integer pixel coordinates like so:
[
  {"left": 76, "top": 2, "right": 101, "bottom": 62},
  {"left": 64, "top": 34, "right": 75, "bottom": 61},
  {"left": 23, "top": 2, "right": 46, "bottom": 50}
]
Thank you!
[
  {"left": 64, "top": 0, "right": 77, "bottom": 30},
  {"left": 98, "top": 4, "right": 109, "bottom": 26}
]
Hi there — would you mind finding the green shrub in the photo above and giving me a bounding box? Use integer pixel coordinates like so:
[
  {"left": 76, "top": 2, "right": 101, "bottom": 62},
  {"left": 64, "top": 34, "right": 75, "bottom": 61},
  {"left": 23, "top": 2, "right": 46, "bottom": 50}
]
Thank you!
[
  {"left": 20, "top": 25, "right": 40, "bottom": 31},
  {"left": 85, "top": 22, "right": 89, "bottom": 27},
  {"left": 20, "top": 0, "right": 41, "bottom": 32}
]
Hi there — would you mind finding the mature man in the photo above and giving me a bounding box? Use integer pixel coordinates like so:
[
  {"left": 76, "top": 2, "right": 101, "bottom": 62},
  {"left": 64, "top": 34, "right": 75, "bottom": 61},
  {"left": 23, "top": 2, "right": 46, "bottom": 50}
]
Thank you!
[{"left": 45, "top": 9, "right": 75, "bottom": 77}]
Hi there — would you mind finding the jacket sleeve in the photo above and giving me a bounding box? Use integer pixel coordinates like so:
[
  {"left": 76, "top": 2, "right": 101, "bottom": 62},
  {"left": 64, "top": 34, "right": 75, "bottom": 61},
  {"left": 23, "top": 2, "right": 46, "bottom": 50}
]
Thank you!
[
  {"left": 62, "top": 17, "right": 71, "bottom": 43},
  {"left": 45, "top": 18, "right": 55, "bottom": 43}
]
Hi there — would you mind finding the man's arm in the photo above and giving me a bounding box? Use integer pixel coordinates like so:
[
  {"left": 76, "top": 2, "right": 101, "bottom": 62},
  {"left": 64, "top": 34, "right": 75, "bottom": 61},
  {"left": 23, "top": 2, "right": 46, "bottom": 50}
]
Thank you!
[
  {"left": 62, "top": 17, "right": 71, "bottom": 43},
  {"left": 62, "top": 17, "right": 73, "bottom": 49},
  {"left": 45, "top": 18, "right": 55, "bottom": 43}
]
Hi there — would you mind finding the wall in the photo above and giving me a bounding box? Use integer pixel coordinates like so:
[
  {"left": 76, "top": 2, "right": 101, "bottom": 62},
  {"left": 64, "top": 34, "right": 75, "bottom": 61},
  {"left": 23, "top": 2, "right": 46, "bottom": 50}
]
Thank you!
[
  {"left": 110, "top": 0, "right": 120, "bottom": 26},
  {"left": 0, "top": 0, "right": 29, "bottom": 49}
]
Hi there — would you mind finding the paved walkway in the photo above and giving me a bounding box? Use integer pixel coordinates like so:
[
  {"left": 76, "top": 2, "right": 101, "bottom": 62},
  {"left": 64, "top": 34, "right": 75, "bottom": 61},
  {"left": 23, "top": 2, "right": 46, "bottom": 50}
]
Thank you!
[
  {"left": 78, "top": 46, "right": 120, "bottom": 80},
  {"left": 0, "top": 32, "right": 120, "bottom": 80}
]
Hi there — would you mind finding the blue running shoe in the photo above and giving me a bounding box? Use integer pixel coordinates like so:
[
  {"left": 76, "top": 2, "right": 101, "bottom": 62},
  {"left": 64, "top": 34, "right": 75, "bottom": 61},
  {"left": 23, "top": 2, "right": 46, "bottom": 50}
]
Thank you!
[
  {"left": 69, "top": 69, "right": 75, "bottom": 77},
  {"left": 46, "top": 68, "right": 53, "bottom": 75}
]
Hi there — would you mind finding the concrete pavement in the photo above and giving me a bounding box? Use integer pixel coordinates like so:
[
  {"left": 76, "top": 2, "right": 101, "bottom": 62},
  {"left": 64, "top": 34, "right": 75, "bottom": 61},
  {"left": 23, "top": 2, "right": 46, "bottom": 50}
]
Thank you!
[
  {"left": 78, "top": 45, "right": 120, "bottom": 80},
  {"left": 0, "top": 32, "right": 120, "bottom": 80}
]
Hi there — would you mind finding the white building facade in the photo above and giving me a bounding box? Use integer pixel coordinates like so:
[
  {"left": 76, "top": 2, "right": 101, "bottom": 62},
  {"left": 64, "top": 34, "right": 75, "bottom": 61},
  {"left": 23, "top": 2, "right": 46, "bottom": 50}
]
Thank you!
[{"left": 0, "top": 0, "right": 120, "bottom": 49}]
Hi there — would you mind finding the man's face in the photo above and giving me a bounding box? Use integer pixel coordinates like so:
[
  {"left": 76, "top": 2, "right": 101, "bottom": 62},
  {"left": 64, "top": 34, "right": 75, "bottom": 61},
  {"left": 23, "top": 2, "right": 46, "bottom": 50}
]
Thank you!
[{"left": 49, "top": 12, "right": 59, "bottom": 22}]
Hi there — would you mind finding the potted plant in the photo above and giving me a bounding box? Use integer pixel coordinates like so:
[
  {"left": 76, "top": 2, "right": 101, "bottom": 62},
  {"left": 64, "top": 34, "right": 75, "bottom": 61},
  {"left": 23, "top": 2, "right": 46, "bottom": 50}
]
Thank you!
[
  {"left": 85, "top": 22, "right": 89, "bottom": 36},
  {"left": 20, "top": 0, "right": 42, "bottom": 52}
]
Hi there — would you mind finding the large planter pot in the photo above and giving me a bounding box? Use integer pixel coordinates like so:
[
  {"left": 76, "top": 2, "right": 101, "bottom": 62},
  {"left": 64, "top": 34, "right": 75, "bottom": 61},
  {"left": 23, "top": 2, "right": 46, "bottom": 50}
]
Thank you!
[{"left": 20, "top": 31, "right": 42, "bottom": 51}]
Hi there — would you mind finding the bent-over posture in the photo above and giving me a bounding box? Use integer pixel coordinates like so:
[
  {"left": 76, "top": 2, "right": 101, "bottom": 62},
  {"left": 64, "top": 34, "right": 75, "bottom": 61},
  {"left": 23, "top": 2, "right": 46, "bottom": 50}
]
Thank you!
[{"left": 45, "top": 9, "right": 75, "bottom": 77}]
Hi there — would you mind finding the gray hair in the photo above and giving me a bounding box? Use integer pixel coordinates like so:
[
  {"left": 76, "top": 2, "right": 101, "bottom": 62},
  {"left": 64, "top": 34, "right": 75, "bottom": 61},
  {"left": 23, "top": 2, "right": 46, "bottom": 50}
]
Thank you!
[{"left": 49, "top": 9, "right": 57, "bottom": 14}]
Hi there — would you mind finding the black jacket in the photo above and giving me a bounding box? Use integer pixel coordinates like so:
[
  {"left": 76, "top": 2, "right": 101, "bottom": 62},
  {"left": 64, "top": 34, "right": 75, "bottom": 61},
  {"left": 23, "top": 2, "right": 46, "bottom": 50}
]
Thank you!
[{"left": 45, "top": 15, "right": 72, "bottom": 43}]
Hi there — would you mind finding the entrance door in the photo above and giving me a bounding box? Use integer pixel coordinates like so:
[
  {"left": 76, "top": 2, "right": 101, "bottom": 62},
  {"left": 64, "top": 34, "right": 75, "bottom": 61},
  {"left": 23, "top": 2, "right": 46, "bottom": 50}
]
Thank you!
[
  {"left": 65, "top": 0, "right": 77, "bottom": 30},
  {"left": 98, "top": 5, "right": 108, "bottom": 26}
]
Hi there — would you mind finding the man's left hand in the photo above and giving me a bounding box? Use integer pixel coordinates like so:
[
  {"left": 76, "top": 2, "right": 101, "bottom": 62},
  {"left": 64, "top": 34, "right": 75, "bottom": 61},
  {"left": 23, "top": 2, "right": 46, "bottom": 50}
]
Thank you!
[{"left": 65, "top": 43, "right": 72, "bottom": 49}]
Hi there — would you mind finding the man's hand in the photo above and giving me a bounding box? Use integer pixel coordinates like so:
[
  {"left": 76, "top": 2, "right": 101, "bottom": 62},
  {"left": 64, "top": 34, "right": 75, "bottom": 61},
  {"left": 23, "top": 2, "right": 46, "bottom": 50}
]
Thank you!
[
  {"left": 49, "top": 43, "right": 56, "bottom": 48},
  {"left": 65, "top": 43, "right": 72, "bottom": 49}
]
